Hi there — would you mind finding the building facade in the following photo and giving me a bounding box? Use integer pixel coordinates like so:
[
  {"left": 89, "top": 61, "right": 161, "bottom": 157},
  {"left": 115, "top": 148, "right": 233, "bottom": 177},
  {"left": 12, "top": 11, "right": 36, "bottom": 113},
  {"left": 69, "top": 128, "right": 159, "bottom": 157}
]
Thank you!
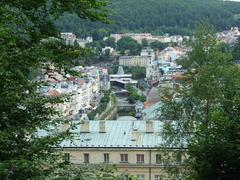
[
  {"left": 46, "top": 120, "right": 187, "bottom": 180},
  {"left": 119, "top": 56, "right": 152, "bottom": 67}
]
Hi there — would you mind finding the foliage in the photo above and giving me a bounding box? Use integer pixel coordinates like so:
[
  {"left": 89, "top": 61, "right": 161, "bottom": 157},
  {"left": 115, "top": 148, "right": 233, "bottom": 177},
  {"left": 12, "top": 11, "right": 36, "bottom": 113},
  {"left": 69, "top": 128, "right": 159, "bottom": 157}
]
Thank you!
[
  {"left": 88, "top": 91, "right": 111, "bottom": 120},
  {"left": 129, "top": 111, "right": 136, "bottom": 117},
  {"left": 0, "top": 0, "right": 110, "bottom": 179},
  {"left": 85, "top": 37, "right": 117, "bottom": 64},
  {"left": 104, "top": 37, "right": 117, "bottom": 49},
  {"left": 127, "top": 85, "right": 146, "bottom": 104},
  {"left": 124, "top": 66, "right": 146, "bottom": 79},
  {"left": 92, "top": 28, "right": 109, "bottom": 41},
  {"left": 160, "top": 24, "right": 240, "bottom": 179},
  {"left": 117, "top": 36, "right": 141, "bottom": 55},
  {"left": 150, "top": 41, "right": 167, "bottom": 51},
  {"left": 50, "top": 164, "right": 124, "bottom": 180},
  {"left": 141, "top": 39, "right": 148, "bottom": 48},
  {"left": 232, "top": 39, "right": 240, "bottom": 60},
  {"left": 108, "top": 64, "right": 146, "bottom": 79},
  {"left": 100, "top": 91, "right": 111, "bottom": 103},
  {"left": 55, "top": 0, "right": 240, "bottom": 36}
]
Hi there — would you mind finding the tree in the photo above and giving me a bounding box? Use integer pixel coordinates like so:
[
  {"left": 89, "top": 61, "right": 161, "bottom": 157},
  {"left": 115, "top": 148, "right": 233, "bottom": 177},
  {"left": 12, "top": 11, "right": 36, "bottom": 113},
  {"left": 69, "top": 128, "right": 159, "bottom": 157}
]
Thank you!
[
  {"left": 92, "top": 28, "right": 109, "bottom": 41},
  {"left": 117, "top": 36, "right": 141, "bottom": 55},
  {"left": 127, "top": 85, "right": 146, "bottom": 104},
  {"left": 123, "top": 66, "right": 146, "bottom": 79},
  {"left": 150, "top": 41, "right": 166, "bottom": 50},
  {"left": 0, "top": 0, "right": 110, "bottom": 179},
  {"left": 232, "top": 39, "right": 240, "bottom": 60},
  {"left": 50, "top": 164, "right": 125, "bottom": 180},
  {"left": 160, "top": 24, "right": 240, "bottom": 179},
  {"left": 104, "top": 37, "right": 117, "bottom": 49},
  {"left": 141, "top": 38, "right": 148, "bottom": 48},
  {"left": 55, "top": 0, "right": 240, "bottom": 37}
]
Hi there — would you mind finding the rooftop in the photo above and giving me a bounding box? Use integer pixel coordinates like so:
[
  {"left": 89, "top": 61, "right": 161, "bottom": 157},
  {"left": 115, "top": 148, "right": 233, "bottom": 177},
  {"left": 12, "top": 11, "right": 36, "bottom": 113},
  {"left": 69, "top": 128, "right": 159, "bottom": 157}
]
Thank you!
[{"left": 38, "top": 120, "right": 186, "bottom": 149}]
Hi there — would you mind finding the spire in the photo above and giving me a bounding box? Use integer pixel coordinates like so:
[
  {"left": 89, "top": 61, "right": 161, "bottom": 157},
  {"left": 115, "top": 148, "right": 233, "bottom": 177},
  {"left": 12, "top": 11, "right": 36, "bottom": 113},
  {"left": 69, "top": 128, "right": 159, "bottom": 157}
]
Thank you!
[{"left": 117, "top": 66, "right": 125, "bottom": 75}]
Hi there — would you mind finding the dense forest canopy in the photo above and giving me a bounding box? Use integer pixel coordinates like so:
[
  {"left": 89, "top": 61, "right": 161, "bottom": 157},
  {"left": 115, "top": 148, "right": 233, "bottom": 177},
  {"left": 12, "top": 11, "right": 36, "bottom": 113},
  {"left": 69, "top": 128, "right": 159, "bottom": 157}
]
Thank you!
[{"left": 55, "top": 0, "right": 240, "bottom": 37}]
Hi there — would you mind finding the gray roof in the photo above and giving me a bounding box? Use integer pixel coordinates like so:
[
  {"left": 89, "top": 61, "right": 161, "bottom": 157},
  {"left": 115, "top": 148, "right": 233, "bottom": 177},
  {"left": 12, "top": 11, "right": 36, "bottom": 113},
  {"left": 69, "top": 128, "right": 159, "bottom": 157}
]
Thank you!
[{"left": 53, "top": 120, "right": 185, "bottom": 149}]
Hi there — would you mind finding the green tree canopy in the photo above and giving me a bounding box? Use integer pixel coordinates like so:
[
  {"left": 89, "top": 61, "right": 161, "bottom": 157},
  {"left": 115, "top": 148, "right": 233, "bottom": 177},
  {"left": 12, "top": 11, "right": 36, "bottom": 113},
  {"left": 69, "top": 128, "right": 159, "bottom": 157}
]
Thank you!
[
  {"left": 141, "top": 39, "right": 149, "bottom": 48},
  {"left": 55, "top": 0, "right": 240, "bottom": 36},
  {"left": 150, "top": 41, "right": 167, "bottom": 50},
  {"left": 232, "top": 38, "right": 240, "bottom": 60},
  {"left": 0, "top": 0, "right": 110, "bottom": 179},
  {"left": 104, "top": 37, "right": 117, "bottom": 49},
  {"left": 117, "top": 36, "right": 141, "bottom": 55},
  {"left": 160, "top": 24, "right": 240, "bottom": 179}
]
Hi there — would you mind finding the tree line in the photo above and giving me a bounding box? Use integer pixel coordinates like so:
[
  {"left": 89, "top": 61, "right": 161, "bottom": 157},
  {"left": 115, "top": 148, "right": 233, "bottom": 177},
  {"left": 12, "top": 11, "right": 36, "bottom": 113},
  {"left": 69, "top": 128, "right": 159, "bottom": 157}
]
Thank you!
[{"left": 55, "top": 0, "right": 240, "bottom": 37}]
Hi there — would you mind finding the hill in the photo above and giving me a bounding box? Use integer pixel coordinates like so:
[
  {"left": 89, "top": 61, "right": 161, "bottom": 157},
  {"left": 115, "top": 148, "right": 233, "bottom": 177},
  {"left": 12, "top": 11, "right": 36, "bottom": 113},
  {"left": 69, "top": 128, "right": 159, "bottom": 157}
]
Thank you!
[{"left": 55, "top": 0, "right": 240, "bottom": 37}]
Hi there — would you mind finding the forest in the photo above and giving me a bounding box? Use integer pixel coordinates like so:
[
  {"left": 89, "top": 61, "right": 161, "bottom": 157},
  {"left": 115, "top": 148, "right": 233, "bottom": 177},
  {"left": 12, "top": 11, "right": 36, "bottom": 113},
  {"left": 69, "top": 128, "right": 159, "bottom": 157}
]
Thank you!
[{"left": 55, "top": 0, "right": 240, "bottom": 37}]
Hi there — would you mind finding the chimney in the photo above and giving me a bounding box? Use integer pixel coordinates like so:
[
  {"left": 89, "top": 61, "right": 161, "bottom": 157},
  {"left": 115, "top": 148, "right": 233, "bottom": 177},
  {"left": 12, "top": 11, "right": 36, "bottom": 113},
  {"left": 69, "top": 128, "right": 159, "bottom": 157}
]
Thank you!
[
  {"left": 99, "top": 121, "right": 106, "bottom": 133},
  {"left": 131, "top": 129, "right": 138, "bottom": 141},
  {"left": 146, "top": 120, "right": 154, "bottom": 133},
  {"left": 80, "top": 119, "right": 90, "bottom": 133},
  {"left": 131, "top": 121, "right": 139, "bottom": 141}
]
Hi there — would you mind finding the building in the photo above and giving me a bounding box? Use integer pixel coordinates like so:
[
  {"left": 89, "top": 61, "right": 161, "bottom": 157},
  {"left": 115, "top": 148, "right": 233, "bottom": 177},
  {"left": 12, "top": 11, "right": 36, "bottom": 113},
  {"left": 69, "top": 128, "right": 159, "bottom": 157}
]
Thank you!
[
  {"left": 217, "top": 27, "right": 240, "bottom": 44},
  {"left": 45, "top": 78, "right": 96, "bottom": 117},
  {"left": 110, "top": 66, "right": 137, "bottom": 88},
  {"left": 61, "top": 32, "right": 77, "bottom": 45},
  {"left": 159, "top": 47, "right": 186, "bottom": 62},
  {"left": 40, "top": 120, "right": 186, "bottom": 180},
  {"left": 140, "top": 48, "right": 155, "bottom": 61},
  {"left": 110, "top": 33, "right": 153, "bottom": 43},
  {"left": 119, "top": 56, "right": 152, "bottom": 67},
  {"left": 76, "top": 37, "right": 93, "bottom": 48},
  {"left": 42, "top": 66, "right": 108, "bottom": 117},
  {"left": 60, "top": 32, "right": 93, "bottom": 47},
  {"left": 110, "top": 33, "right": 187, "bottom": 45},
  {"left": 99, "top": 68, "right": 111, "bottom": 91}
]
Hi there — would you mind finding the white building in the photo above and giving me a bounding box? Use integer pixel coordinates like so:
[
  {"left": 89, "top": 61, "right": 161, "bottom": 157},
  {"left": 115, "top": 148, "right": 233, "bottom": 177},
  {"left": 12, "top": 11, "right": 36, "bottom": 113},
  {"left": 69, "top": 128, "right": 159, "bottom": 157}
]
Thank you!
[
  {"left": 159, "top": 47, "right": 187, "bottom": 62},
  {"left": 140, "top": 47, "right": 155, "bottom": 60},
  {"left": 76, "top": 37, "right": 93, "bottom": 48},
  {"left": 60, "top": 32, "right": 93, "bottom": 47},
  {"left": 110, "top": 33, "right": 186, "bottom": 45},
  {"left": 217, "top": 27, "right": 240, "bottom": 44},
  {"left": 60, "top": 32, "right": 77, "bottom": 45},
  {"left": 46, "top": 78, "right": 95, "bottom": 117},
  {"left": 43, "top": 66, "right": 107, "bottom": 117},
  {"left": 119, "top": 56, "right": 152, "bottom": 67}
]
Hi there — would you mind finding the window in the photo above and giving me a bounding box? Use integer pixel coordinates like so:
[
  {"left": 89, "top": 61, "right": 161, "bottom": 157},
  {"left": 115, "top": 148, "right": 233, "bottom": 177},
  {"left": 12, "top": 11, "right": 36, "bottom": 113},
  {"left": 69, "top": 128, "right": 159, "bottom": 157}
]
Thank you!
[
  {"left": 63, "top": 153, "right": 70, "bottom": 162},
  {"left": 156, "top": 154, "right": 162, "bottom": 164},
  {"left": 154, "top": 175, "right": 162, "bottom": 180},
  {"left": 120, "top": 154, "right": 128, "bottom": 163},
  {"left": 84, "top": 153, "right": 89, "bottom": 163},
  {"left": 176, "top": 152, "right": 182, "bottom": 164},
  {"left": 136, "top": 154, "right": 144, "bottom": 163},
  {"left": 104, "top": 153, "right": 109, "bottom": 163},
  {"left": 137, "top": 175, "right": 145, "bottom": 180}
]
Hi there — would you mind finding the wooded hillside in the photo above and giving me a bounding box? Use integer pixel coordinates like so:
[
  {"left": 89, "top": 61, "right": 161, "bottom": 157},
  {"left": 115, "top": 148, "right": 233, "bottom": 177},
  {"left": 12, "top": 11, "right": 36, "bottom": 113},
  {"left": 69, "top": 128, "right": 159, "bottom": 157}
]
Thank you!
[{"left": 55, "top": 0, "right": 240, "bottom": 37}]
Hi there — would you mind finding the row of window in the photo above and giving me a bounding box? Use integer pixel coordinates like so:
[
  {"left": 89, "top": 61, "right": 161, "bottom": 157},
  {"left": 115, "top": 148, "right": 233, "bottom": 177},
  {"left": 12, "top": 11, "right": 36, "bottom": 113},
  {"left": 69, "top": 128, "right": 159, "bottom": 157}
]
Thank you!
[
  {"left": 124, "top": 175, "right": 183, "bottom": 180},
  {"left": 64, "top": 153, "right": 182, "bottom": 164},
  {"left": 123, "top": 175, "right": 162, "bottom": 180}
]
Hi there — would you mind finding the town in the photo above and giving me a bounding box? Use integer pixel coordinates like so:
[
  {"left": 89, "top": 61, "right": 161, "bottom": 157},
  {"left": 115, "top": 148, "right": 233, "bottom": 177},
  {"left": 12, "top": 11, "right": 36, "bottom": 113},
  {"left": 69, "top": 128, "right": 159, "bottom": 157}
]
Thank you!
[
  {"left": 1, "top": 1, "right": 240, "bottom": 179},
  {"left": 37, "top": 27, "right": 240, "bottom": 179}
]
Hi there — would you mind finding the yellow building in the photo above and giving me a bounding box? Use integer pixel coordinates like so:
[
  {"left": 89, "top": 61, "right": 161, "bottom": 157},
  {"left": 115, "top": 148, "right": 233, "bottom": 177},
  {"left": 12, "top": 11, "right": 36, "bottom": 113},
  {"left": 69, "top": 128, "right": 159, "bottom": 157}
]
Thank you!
[
  {"left": 55, "top": 120, "right": 187, "bottom": 180},
  {"left": 119, "top": 56, "right": 152, "bottom": 67}
]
